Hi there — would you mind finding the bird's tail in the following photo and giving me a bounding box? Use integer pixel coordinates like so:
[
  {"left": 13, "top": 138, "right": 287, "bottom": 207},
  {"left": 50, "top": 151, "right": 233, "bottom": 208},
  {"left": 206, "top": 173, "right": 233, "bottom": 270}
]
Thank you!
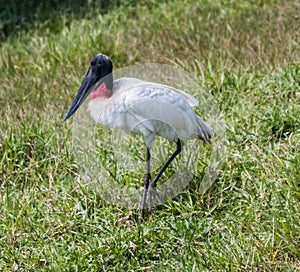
[{"left": 195, "top": 116, "right": 213, "bottom": 144}]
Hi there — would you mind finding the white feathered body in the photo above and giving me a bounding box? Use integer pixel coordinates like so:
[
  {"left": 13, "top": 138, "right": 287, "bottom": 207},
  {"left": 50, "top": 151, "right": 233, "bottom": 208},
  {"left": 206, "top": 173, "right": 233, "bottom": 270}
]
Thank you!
[{"left": 88, "top": 77, "right": 212, "bottom": 147}]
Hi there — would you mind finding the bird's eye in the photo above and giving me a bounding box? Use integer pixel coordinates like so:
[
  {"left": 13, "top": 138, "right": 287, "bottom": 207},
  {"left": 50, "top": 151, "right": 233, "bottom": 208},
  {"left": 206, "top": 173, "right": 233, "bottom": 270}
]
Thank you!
[{"left": 91, "top": 60, "right": 96, "bottom": 66}]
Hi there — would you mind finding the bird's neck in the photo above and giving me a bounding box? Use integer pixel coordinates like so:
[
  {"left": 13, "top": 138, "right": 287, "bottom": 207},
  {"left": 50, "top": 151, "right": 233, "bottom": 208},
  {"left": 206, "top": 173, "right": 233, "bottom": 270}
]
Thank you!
[
  {"left": 104, "top": 73, "right": 113, "bottom": 90},
  {"left": 90, "top": 74, "right": 113, "bottom": 100}
]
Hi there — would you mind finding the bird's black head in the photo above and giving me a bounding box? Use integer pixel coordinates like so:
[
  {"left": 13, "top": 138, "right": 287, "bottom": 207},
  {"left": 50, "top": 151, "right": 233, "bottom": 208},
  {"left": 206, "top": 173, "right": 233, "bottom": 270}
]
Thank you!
[
  {"left": 90, "top": 54, "right": 113, "bottom": 79},
  {"left": 64, "top": 54, "right": 113, "bottom": 121}
]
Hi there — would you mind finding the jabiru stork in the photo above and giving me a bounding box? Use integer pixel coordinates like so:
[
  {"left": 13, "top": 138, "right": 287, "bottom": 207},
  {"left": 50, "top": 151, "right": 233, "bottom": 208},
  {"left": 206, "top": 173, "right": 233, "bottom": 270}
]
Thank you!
[{"left": 64, "top": 54, "right": 212, "bottom": 219}]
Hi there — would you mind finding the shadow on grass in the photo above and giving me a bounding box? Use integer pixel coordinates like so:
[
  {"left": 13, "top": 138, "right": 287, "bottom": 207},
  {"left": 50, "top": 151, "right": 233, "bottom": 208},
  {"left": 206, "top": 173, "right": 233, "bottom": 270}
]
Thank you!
[{"left": 0, "top": 0, "right": 139, "bottom": 42}]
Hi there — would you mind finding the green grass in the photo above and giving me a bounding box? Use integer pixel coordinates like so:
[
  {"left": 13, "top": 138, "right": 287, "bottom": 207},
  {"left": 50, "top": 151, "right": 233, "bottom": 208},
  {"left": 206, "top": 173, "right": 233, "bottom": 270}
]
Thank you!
[{"left": 1, "top": 0, "right": 300, "bottom": 270}]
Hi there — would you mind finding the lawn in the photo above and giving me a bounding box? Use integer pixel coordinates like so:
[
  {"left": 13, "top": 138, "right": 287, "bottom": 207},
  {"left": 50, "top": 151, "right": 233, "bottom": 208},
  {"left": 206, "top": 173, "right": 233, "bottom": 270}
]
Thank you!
[{"left": 0, "top": 0, "right": 299, "bottom": 270}]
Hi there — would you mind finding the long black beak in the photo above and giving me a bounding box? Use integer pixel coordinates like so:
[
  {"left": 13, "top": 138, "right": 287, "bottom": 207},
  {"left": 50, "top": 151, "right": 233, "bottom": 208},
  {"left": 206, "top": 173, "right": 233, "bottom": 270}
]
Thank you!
[{"left": 64, "top": 67, "right": 99, "bottom": 121}]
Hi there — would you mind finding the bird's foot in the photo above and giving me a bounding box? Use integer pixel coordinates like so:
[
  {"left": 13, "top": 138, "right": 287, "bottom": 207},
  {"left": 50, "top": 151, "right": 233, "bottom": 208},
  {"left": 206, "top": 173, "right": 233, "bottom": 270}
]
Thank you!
[
  {"left": 140, "top": 207, "right": 148, "bottom": 222},
  {"left": 140, "top": 173, "right": 151, "bottom": 221},
  {"left": 140, "top": 190, "right": 155, "bottom": 221},
  {"left": 148, "top": 184, "right": 162, "bottom": 215}
]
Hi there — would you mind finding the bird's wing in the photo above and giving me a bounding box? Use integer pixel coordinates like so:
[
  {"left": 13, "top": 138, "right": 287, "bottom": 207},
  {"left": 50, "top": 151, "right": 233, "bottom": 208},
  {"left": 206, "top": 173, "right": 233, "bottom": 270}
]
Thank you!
[
  {"left": 112, "top": 80, "right": 198, "bottom": 140},
  {"left": 153, "top": 83, "right": 199, "bottom": 107},
  {"left": 113, "top": 77, "right": 199, "bottom": 107}
]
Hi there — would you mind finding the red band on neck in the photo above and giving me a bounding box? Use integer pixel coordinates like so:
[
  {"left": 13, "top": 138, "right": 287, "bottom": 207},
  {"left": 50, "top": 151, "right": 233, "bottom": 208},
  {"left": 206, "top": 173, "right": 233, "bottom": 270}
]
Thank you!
[{"left": 90, "top": 82, "right": 112, "bottom": 99}]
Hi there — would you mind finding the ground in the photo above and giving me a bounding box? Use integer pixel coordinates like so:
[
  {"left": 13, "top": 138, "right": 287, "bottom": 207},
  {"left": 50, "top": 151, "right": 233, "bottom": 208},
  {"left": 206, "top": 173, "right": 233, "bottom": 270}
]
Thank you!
[{"left": 0, "top": 0, "right": 299, "bottom": 270}]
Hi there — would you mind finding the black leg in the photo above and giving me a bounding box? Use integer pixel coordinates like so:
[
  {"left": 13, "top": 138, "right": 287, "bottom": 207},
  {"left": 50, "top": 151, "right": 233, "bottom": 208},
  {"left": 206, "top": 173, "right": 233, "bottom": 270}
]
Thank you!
[
  {"left": 141, "top": 147, "right": 151, "bottom": 220},
  {"left": 149, "top": 139, "right": 182, "bottom": 206}
]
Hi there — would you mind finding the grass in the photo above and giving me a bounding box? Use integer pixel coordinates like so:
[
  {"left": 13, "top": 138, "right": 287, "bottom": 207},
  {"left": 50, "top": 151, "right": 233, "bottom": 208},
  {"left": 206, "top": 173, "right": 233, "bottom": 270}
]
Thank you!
[{"left": 1, "top": 0, "right": 300, "bottom": 270}]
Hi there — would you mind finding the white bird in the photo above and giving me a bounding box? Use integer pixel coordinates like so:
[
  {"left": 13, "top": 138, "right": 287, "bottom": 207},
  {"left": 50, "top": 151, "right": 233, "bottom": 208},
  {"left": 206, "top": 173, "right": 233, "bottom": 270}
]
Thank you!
[{"left": 64, "top": 54, "right": 212, "bottom": 219}]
